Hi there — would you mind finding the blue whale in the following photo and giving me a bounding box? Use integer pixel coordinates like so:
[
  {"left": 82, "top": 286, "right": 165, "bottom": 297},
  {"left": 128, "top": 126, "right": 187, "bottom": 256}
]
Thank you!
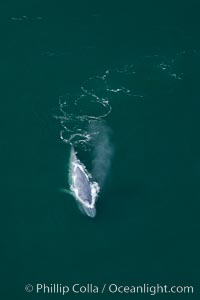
[{"left": 69, "top": 147, "right": 99, "bottom": 218}]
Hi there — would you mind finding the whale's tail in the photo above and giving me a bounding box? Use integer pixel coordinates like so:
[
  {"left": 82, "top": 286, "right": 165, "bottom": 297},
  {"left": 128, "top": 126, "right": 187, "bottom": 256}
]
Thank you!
[{"left": 70, "top": 145, "right": 77, "bottom": 163}]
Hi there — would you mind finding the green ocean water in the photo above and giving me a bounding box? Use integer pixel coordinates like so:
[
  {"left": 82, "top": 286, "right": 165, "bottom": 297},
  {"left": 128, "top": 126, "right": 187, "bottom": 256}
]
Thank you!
[{"left": 1, "top": 1, "right": 200, "bottom": 299}]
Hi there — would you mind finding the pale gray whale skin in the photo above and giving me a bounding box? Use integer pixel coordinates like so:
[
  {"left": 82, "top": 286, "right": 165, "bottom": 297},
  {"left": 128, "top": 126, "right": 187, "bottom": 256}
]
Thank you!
[{"left": 69, "top": 147, "right": 99, "bottom": 218}]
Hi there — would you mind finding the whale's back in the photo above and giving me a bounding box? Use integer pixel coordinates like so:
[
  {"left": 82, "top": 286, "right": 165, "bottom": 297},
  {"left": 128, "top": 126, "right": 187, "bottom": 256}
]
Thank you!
[
  {"left": 69, "top": 146, "right": 98, "bottom": 217},
  {"left": 75, "top": 165, "right": 92, "bottom": 204}
]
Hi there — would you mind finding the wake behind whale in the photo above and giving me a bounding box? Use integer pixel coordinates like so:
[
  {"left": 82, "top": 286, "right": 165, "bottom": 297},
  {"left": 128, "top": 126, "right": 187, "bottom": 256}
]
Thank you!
[{"left": 54, "top": 74, "right": 113, "bottom": 217}]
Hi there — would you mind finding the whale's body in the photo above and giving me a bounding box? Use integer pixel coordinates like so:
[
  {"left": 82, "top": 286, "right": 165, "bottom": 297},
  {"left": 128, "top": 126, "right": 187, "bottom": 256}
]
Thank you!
[{"left": 69, "top": 147, "right": 99, "bottom": 218}]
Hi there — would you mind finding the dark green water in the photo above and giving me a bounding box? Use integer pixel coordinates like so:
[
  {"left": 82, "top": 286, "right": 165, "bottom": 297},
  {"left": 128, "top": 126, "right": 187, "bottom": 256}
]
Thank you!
[{"left": 1, "top": 1, "right": 200, "bottom": 299}]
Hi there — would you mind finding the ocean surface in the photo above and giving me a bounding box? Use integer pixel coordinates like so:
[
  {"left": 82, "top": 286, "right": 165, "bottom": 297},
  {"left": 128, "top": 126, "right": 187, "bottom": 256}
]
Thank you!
[{"left": 1, "top": 1, "right": 200, "bottom": 299}]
